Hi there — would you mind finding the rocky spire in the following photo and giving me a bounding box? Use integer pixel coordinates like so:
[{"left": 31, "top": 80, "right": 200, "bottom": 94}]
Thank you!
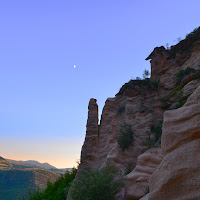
[
  {"left": 86, "top": 98, "right": 99, "bottom": 137},
  {"left": 79, "top": 98, "right": 99, "bottom": 169}
]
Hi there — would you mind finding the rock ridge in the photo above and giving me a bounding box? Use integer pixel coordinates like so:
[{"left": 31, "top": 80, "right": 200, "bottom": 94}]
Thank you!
[{"left": 69, "top": 27, "right": 200, "bottom": 200}]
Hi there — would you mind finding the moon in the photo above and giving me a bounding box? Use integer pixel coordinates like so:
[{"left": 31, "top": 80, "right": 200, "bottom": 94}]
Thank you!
[{"left": 74, "top": 65, "right": 76, "bottom": 69}]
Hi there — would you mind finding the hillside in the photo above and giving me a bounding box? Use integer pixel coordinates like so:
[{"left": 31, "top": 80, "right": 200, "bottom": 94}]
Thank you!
[
  {"left": 0, "top": 157, "right": 61, "bottom": 200},
  {"left": 0, "top": 168, "right": 60, "bottom": 200},
  {"left": 68, "top": 27, "right": 200, "bottom": 200},
  {"left": 0, "top": 156, "right": 13, "bottom": 170}
]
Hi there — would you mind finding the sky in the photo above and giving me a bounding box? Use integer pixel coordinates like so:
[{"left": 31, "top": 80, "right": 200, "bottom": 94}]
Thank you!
[{"left": 0, "top": 0, "right": 200, "bottom": 168}]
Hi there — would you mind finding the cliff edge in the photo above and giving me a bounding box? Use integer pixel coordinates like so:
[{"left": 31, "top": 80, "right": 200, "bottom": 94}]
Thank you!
[{"left": 69, "top": 27, "right": 200, "bottom": 200}]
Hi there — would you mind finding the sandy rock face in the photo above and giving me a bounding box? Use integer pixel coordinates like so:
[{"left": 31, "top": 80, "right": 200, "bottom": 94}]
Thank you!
[
  {"left": 124, "top": 148, "right": 163, "bottom": 200},
  {"left": 182, "top": 79, "right": 200, "bottom": 99},
  {"left": 139, "top": 194, "right": 149, "bottom": 200},
  {"left": 149, "top": 86, "right": 200, "bottom": 200},
  {"left": 79, "top": 98, "right": 99, "bottom": 170},
  {"left": 93, "top": 92, "right": 163, "bottom": 174},
  {"left": 68, "top": 29, "right": 200, "bottom": 200}
]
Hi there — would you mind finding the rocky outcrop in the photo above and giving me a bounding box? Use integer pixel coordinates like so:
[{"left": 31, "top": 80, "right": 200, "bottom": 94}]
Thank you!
[
  {"left": 70, "top": 27, "right": 200, "bottom": 200},
  {"left": 80, "top": 92, "right": 164, "bottom": 175},
  {"left": 79, "top": 98, "right": 99, "bottom": 171},
  {"left": 124, "top": 148, "right": 163, "bottom": 200},
  {"left": 149, "top": 85, "right": 200, "bottom": 200}
]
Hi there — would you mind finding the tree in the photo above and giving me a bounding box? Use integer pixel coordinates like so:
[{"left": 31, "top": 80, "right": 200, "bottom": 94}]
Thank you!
[
  {"left": 22, "top": 168, "right": 77, "bottom": 200},
  {"left": 143, "top": 69, "right": 150, "bottom": 79},
  {"left": 69, "top": 163, "right": 124, "bottom": 200}
]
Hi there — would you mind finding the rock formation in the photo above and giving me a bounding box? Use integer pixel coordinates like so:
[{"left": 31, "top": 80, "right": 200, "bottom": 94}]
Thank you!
[
  {"left": 124, "top": 148, "right": 163, "bottom": 200},
  {"left": 148, "top": 85, "right": 200, "bottom": 200},
  {"left": 79, "top": 98, "right": 99, "bottom": 172},
  {"left": 70, "top": 27, "right": 200, "bottom": 200}
]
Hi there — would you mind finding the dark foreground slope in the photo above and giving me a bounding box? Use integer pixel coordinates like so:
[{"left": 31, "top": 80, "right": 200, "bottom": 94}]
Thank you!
[
  {"left": 0, "top": 170, "right": 34, "bottom": 200},
  {"left": 0, "top": 168, "right": 60, "bottom": 200}
]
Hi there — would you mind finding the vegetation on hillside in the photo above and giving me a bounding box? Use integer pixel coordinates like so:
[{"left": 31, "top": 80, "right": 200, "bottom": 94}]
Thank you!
[
  {"left": 176, "top": 67, "right": 199, "bottom": 84},
  {"left": 21, "top": 168, "right": 77, "bottom": 200},
  {"left": 146, "top": 120, "right": 163, "bottom": 148},
  {"left": 117, "top": 123, "right": 134, "bottom": 151},
  {"left": 69, "top": 163, "right": 124, "bottom": 200},
  {"left": 117, "top": 104, "right": 125, "bottom": 114},
  {"left": 117, "top": 70, "right": 160, "bottom": 96},
  {"left": 166, "top": 26, "right": 200, "bottom": 59},
  {"left": 161, "top": 67, "right": 199, "bottom": 109},
  {"left": 0, "top": 170, "right": 35, "bottom": 200}
]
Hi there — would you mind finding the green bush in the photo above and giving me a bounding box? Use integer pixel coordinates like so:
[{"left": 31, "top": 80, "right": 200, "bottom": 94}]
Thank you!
[
  {"left": 176, "top": 67, "right": 197, "bottom": 79},
  {"left": 70, "top": 163, "right": 124, "bottom": 200},
  {"left": 117, "top": 104, "right": 125, "bottom": 114},
  {"left": 151, "top": 121, "right": 163, "bottom": 143},
  {"left": 136, "top": 77, "right": 142, "bottom": 80},
  {"left": 147, "top": 121, "right": 163, "bottom": 148},
  {"left": 160, "top": 85, "right": 183, "bottom": 104},
  {"left": 22, "top": 168, "right": 77, "bottom": 200},
  {"left": 143, "top": 69, "right": 150, "bottom": 79},
  {"left": 117, "top": 75, "right": 159, "bottom": 95},
  {"left": 186, "top": 27, "right": 199, "bottom": 38},
  {"left": 117, "top": 123, "right": 133, "bottom": 151},
  {"left": 174, "top": 99, "right": 187, "bottom": 109}
]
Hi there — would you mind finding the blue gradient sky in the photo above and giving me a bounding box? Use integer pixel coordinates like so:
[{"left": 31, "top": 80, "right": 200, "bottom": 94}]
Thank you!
[{"left": 0, "top": 0, "right": 200, "bottom": 168}]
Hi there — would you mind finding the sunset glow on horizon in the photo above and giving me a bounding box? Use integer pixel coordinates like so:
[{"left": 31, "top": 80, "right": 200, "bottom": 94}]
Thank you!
[{"left": 0, "top": 136, "right": 83, "bottom": 168}]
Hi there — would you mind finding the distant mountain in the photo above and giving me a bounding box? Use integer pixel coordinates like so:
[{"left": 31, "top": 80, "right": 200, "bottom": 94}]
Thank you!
[
  {"left": 23, "top": 160, "right": 57, "bottom": 169},
  {"left": 0, "top": 156, "right": 13, "bottom": 170},
  {"left": 7, "top": 159, "right": 72, "bottom": 174},
  {"left": 7, "top": 159, "right": 40, "bottom": 169},
  {"left": 50, "top": 167, "right": 73, "bottom": 173}
]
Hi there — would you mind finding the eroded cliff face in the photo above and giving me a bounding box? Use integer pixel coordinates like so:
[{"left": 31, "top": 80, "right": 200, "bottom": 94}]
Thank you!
[
  {"left": 124, "top": 148, "right": 163, "bottom": 200},
  {"left": 74, "top": 27, "right": 200, "bottom": 200},
  {"left": 149, "top": 85, "right": 200, "bottom": 200}
]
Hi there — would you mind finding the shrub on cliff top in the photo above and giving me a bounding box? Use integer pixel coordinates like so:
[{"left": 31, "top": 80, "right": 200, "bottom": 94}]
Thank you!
[
  {"left": 70, "top": 163, "right": 123, "bottom": 200},
  {"left": 142, "top": 69, "right": 150, "bottom": 79},
  {"left": 117, "top": 78, "right": 159, "bottom": 95},
  {"left": 117, "top": 123, "right": 133, "bottom": 151},
  {"left": 167, "top": 26, "right": 200, "bottom": 60}
]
